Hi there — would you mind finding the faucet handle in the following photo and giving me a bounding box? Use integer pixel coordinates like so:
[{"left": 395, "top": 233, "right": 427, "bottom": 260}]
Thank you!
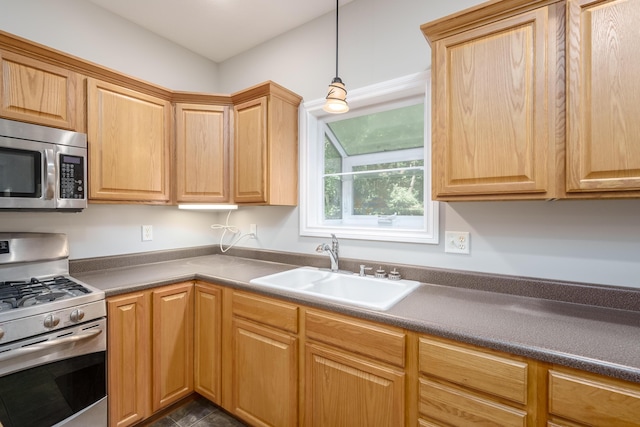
[
  {"left": 359, "top": 265, "right": 372, "bottom": 276},
  {"left": 374, "top": 266, "right": 386, "bottom": 279}
]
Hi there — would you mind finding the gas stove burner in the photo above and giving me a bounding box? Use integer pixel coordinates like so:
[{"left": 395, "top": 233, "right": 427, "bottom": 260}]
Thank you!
[
  {"left": 0, "top": 276, "right": 92, "bottom": 310},
  {"left": 36, "top": 292, "right": 67, "bottom": 301}
]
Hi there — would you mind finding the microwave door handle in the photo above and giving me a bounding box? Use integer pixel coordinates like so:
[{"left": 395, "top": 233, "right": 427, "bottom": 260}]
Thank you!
[
  {"left": 43, "top": 148, "right": 55, "bottom": 200},
  {"left": 0, "top": 328, "right": 102, "bottom": 363}
]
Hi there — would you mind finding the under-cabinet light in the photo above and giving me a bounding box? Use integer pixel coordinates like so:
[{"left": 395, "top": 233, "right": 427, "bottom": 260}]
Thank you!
[{"left": 178, "top": 204, "right": 238, "bottom": 210}]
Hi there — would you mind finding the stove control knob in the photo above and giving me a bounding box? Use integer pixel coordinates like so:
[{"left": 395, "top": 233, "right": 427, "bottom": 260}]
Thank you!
[
  {"left": 0, "top": 327, "right": 4, "bottom": 340},
  {"left": 44, "top": 314, "right": 60, "bottom": 328},
  {"left": 70, "top": 309, "right": 85, "bottom": 323}
]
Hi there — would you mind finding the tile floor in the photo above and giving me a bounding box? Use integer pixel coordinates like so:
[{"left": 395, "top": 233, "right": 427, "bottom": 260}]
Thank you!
[{"left": 148, "top": 396, "right": 247, "bottom": 427}]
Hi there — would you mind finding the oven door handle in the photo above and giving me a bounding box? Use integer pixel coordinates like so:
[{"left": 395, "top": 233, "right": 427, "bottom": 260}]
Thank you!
[{"left": 0, "top": 328, "right": 103, "bottom": 363}]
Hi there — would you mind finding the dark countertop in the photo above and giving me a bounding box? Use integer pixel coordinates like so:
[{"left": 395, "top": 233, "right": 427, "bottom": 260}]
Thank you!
[{"left": 74, "top": 254, "right": 640, "bottom": 384}]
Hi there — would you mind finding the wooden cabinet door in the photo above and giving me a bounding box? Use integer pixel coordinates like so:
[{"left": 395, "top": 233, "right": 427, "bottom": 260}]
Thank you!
[
  {"left": 419, "top": 379, "right": 527, "bottom": 427},
  {"left": 233, "top": 97, "right": 268, "bottom": 204},
  {"left": 305, "top": 343, "right": 405, "bottom": 427},
  {"left": 566, "top": 0, "right": 640, "bottom": 194},
  {"left": 429, "top": 5, "right": 563, "bottom": 200},
  {"left": 548, "top": 369, "right": 640, "bottom": 426},
  {"left": 175, "top": 103, "right": 230, "bottom": 203},
  {"left": 232, "top": 318, "right": 298, "bottom": 427},
  {"left": 151, "top": 282, "right": 194, "bottom": 411},
  {"left": 107, "top": 292, "right": 151, "bottom": 427},
  {"left": 231, "top": 83, "right": 301, "bottom": 206},
  {"left": 87, "top": 78, "right": 171, "bottom": 203},
  {"left": 0, "top": 50, "right": 82, "bottom": 130},
  {"left": 194, "top": 283, "right": 222, "bottom": 404}
]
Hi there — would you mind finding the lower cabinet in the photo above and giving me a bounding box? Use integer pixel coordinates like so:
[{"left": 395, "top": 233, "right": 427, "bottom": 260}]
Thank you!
[
  {"left": 151, "top": 282, "right": 194, "bottom": 411},
  {"left": 417, "top": 335, "right": 537, "bottom": 427},
  {"left": 107, "top": 291, "right": 151, "bottom": 427},
  {"left": 548, "top": 367, "right": 640, "bottom": 427},
  {"left": 193, "top": 283, "right": 223, "bottom": 404},
  {"left": 108, "top": 282, "right": 640, "bottom": 427},
  {"left": 230, "top": 291, "right": 299, "bottom": 427},
  {"left": 107, "top": 282, "right": 194, "bottom": 427},
  {"left": 305, "top": 343, "right": 405, "bottom": 426},
  {"left": 304, "top": 309, "right": 407, "bottom": 427}
]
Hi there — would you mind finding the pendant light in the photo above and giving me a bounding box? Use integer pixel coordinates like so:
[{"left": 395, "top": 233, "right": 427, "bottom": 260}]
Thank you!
[{"left": 323, "top": 0, "right": 349, "bottom": 114}]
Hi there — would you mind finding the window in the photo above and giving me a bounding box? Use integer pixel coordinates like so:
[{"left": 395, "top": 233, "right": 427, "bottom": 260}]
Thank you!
[{"left": 300, "top": 72, "right": 438, "bottom": 244}]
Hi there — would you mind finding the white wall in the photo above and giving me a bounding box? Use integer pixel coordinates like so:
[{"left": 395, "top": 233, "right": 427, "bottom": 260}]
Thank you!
[
  {"left": 1, "top": 0, "right": 639, "bottom": 288},
  {"left": 0, "top": 0, "right": 219, "bottom": 92},
  {"left": 216, "top": 0, "right": 640, "bottom": 289},
  {"left": 0, "top": 0, "right": 224, "bottom": 258}
]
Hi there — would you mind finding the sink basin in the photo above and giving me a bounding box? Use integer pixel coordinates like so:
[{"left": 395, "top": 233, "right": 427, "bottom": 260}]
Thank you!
[{"left": 249, "top": 267, "right": 420, "bottom": 311}]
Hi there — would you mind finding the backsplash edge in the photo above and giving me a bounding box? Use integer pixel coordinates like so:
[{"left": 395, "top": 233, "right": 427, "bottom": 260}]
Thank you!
[{"left": 69, "top": 246, "right": 640, "bottom": 312}]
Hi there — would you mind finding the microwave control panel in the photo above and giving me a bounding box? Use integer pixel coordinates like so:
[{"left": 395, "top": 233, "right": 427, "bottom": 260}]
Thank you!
[{"left": 59, "top": 154, "right": 85, "bottom": 199}]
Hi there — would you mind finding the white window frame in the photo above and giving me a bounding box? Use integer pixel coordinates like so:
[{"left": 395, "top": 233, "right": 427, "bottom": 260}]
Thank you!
[{"left": 299, "top": 71, "right": 438, "bottom": 244}]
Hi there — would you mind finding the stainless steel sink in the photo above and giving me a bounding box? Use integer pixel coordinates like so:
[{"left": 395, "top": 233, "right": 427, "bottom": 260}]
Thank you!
[{"left": 249, "top": 266, "right": 420, "bottom": 311}]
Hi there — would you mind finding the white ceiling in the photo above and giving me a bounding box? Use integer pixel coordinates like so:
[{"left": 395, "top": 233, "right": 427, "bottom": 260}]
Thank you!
[{"left": 87, "top": 0, "right": 353, "bottom": 63}]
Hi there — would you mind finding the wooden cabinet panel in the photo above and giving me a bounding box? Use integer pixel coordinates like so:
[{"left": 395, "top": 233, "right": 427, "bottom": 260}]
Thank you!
[
  {"left": 194, "top": 283, "right": 222, "bottom": 404},
  {"left": 419, "top": 337, "right": 528, "bottom": 405},
  {"left": 152, "top": 282, "right": 194, "bottom": 411},
  {"left": 233, "top": 97, "right": 267, "bottom": 203},
  {"left": 419, "top": 378, "right": 527, "bottom": 427},
  {"left": 107, "top": 292, "right": 151, "bottom": 427},
  {"left": 231, "top": 82, "right": 301, "bottom": 206},
  {"left": 305, "top": 308, "right": 405, "bottom": 367},
  {"left": 87, "top": 78, "right": 171, "bottom": 203},
  {"left": 428, "top": 6, "right": 561, "bottom": 200},
  {"left": 0, "top": 50, "right": 82, "bottom": 130},
  {"left": 305, "top": 342, "right": 405, "bottom": 427},
  {"left": 232, "top": 318, "right": 298, "bottom": 427},
  {"left": 549, "top": 369, "right": 640, "bottom": 426},
  {"left": 232, "top": 290, "right": 298, "bottom": 333},
  {"left": 175, "top": 103, "right": 230, "bottom": 203},
  {"left": 566, "top": 0, "right": 640, "bottom": 194}
]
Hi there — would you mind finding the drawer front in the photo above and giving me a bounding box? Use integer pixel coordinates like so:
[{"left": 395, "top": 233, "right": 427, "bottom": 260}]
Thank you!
[
  {"left": 549, "top": 369, "right": 640, "bottom": 426},
  {"left": 232, "top": 291, "right": 298, "bottom": 333},
  {"left": 419, "top": 337, "right": 528, "bottom": 404},
  {"left": 419, "top": 379, "right": 527, "bottom": 427},
  {"left": 305, "top": 309, "right": 405, "bottom": 367}
]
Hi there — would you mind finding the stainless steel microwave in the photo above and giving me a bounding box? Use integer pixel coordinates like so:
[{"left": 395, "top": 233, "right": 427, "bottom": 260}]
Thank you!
[{"left": 0, "top": 118, "right": 87, "bottom": 211}]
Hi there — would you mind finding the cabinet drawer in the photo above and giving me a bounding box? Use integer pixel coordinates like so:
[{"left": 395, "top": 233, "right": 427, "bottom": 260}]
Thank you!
[
  {"left": 305, "top": 309, "right": 405, "bottom": 367},
  {"left": 419, "top": 337, "right": 528, "bottom": 404},
  {"left": 419, "top": 379, "right": 527, "bottom": 427},
  {"left": 232, "top": 291, "right": 298, "bottom": 333},
  {"left": 549, "top": 369, "right": 640, "bottom": 426}
]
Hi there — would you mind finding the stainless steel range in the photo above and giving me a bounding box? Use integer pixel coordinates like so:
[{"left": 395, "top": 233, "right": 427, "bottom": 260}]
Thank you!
[{"left": 0, "top": 233, "right": 107, "bottom": 427}]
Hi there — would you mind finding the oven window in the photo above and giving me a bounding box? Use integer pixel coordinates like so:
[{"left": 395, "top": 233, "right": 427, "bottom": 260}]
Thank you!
[
  {"left": 0, "top": 351, "right": 105, "bottom": 427},
  {"left": 0, "top": 147, "right": 42, "bottom": 197}
]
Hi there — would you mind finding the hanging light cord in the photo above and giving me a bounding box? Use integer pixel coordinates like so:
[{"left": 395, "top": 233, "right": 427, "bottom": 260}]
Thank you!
[
  {"left": 334, "top": 0, "right": 339, "bottom": 78},
  {"left": 210, "top": 210, "right": 254, "bottom": 253}
]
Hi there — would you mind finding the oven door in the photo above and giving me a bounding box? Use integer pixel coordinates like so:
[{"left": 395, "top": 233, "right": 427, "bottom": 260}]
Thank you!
[
  {"left": 0, "top": 318, "right": 107, "bottom": 427},
  {"left": 0, "top": 136, "right": 56, "bottom": 209}
]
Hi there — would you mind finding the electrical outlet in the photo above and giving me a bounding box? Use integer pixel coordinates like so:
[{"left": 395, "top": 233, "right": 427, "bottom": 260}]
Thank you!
[
  {"left": 249, "top": 224, "right": 257, "bottom": 239},
  {"left": 445, "top": 231, "right": 470, "bottom": 254},
  {"left": 142, "top": 225, "right": 153, "bottom": 241}
]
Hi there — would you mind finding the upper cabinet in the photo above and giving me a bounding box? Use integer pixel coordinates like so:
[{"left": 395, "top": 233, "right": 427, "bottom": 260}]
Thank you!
[
  {"left": 175, "top": 103, "right": 231, "bottom": 204},
  {"left": 0, "top": 31, "right": 302, "bottom": 207},
  {"left": 87, "top": 78, "right": 172, "bottom": 203},
  {"left": 422, "top": 0, "right": 565, "bottom": 201},
  {"left": 423, "top": 0, "right": 640, "bottom": 201},
  {"left": 231, "top": 82, "right": 302, "bottom": 205},
  {"left": 566, "top": 0, "right": 640, "bottom": 195},
  {"left": 0, "top": 50, "right": 83, "bottom": 131}
]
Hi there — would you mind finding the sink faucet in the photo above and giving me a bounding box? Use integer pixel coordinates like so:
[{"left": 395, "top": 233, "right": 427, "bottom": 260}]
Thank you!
[{"left": 316, "top": 234, "right": 339, "bottom": 272}]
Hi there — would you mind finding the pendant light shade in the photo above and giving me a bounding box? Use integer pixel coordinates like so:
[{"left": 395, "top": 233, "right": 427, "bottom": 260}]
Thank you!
[{"left": 323, "top": 0, "right": 349, "bottom": 114}]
